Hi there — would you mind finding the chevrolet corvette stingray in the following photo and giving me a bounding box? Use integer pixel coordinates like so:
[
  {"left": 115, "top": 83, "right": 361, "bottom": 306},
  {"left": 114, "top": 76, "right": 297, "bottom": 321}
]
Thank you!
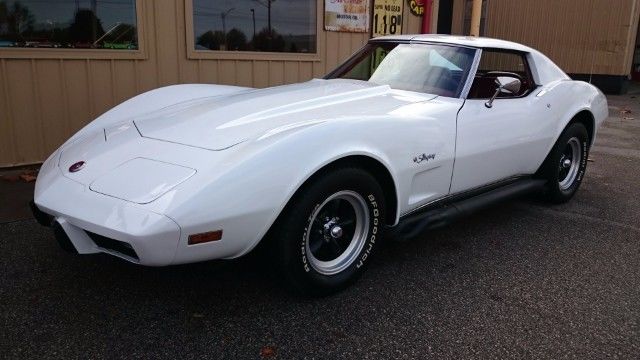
[{"left": 32, "top": 35, "right": 608, "bottom": 295}]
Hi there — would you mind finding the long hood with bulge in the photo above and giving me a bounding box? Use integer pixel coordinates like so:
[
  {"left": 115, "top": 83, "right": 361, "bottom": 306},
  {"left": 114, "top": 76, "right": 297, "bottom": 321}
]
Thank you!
[
  {"left": 54, "top": 79, "right": 442, "bottom": 204},
  {"left": 133, "top": 79, "right": 434, "bottom": 150}
]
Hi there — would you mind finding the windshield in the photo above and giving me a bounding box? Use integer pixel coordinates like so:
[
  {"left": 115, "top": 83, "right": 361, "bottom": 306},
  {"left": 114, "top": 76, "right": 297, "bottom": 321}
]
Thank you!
[{"left": 326, "top": 42, "right": 476, "bottom": 97}]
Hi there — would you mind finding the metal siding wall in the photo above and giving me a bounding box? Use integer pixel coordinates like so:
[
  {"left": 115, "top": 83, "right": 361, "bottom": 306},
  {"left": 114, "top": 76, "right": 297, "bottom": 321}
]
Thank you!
[
  {"left": 0, "top": 0, "right": 423, "bottom": 167},
  {"left": 451, "top": 0, "right": 640, "bottom": 76},
  {"left": 4, "top": 60, "right": 43, "bottom": 163},
  {"left": 0, "top": 62, "right": 14, "bottom": 165},
  {"left": 451, "top": 0, "right": 465, "bottom": 36}
]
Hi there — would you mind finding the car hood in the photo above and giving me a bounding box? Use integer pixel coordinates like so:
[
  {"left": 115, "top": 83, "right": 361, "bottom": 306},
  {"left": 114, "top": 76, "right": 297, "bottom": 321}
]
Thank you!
[{"left": 133, "top": 79, "right": 436, "bottom": 150}]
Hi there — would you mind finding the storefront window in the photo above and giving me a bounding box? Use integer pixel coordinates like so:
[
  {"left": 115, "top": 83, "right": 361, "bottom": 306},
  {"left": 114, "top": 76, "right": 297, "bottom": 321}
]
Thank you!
[
  {"left": 192, "top": 0, "right": 316, "bottom": 53},
  {"left": 0, "top": 0, "right": 138, "bottom": 49}
]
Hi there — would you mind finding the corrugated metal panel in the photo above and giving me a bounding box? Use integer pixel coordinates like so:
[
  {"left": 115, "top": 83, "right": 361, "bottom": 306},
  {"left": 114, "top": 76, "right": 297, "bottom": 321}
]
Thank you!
[
  {"left": 0, "top": 0, "right": 425, "bottom": 167},
  {"left": 452, "top": 0, "right": 640, "bottom": 75}
]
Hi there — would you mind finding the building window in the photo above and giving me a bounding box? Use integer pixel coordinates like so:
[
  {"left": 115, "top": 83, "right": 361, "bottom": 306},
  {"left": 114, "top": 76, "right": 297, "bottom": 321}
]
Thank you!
[
  {"left": 0, "top": 0, "right": 138, "bottom": 50},
  {"left": 192, "top": 0, "right": 316, "bottom": 53}
]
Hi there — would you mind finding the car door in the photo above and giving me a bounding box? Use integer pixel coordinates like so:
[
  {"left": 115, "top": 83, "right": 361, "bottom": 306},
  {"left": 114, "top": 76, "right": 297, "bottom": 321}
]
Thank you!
[
  {"left": 328, "top": 41, "right": 476, "bottom": 213},
  {"left": 450, "top": 49, "right": 553, "bottom": 193}
]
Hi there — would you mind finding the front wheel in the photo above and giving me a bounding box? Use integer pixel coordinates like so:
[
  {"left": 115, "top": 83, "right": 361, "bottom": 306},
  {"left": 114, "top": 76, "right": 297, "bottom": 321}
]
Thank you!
[
  {"left": 273, "top": 167, "right": 385, "bottom": 296},
  {"left": 537, "top": 122, "right": 590, "bottom": 203}
]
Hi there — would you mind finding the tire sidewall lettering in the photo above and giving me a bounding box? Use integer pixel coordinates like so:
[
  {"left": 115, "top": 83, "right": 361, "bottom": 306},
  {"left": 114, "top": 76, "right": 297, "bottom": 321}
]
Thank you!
[
  {"left": 356, "top": 193, "right": 379, "bottom": 269},
  {"left": 577, "top": 141, "right": 587, "bottom": 182},
  {"left": 301, "top": 203, "right": 322, "bottom": 273}
]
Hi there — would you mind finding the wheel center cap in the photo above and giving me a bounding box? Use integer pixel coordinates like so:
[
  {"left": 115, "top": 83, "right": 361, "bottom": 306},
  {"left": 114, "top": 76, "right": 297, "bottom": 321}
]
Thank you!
[
  {"left": 562, "top": 158, "right": 572, "bottom": 168},
  {"left": 330, "top": 226, "right": 343, "bottom": 239}
]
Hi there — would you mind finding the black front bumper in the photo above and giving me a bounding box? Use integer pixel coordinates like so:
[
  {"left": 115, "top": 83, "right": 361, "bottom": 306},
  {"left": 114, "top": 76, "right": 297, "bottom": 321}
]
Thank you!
[
  {"left": 29, "top": 201, "right": 53, "bottom": 227},
  {"left": 30, "top": 201, "right": 77, "bottom": 254}
]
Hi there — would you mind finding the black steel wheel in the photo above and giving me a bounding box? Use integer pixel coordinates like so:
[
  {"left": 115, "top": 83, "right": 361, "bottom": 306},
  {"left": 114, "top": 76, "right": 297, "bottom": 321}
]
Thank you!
[
  {"left": 537, "top": 122, "right": 590, "bottom": 203},
  {"left": 272, "top": 167, "right": 385, "bottom": 296}
]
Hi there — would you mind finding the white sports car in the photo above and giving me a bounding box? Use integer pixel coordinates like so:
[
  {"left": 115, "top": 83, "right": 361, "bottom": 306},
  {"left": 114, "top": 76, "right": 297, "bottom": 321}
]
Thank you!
[{"left": 32, "top": 35, "right": 608, "bottom": 295}]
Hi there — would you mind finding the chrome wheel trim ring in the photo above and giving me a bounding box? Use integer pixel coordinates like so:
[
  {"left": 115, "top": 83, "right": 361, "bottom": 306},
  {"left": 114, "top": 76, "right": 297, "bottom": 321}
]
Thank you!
[
  {"left": 305, "top": 190, "right": 370, "bottom": 276},
  {"left": 559, "top": 137, "right": 582, "bottom": 191}
]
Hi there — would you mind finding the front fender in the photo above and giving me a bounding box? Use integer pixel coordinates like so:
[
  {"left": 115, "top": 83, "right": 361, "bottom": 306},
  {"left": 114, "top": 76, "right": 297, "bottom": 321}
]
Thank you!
[{"left": 160, "top": 120, "right": 400, "bottom": 261}]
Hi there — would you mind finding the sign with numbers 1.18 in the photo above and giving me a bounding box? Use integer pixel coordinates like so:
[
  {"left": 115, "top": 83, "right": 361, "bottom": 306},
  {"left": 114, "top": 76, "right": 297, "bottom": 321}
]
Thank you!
[{"left": 372, "top": 0, "right": 404, "bottom": 37}]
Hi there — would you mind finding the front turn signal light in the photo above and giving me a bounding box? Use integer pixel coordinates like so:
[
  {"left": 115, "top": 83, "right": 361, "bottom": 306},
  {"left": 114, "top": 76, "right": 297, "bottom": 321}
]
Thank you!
[{"left": 188, "top": 230, "right": 223, "bottom": 245}]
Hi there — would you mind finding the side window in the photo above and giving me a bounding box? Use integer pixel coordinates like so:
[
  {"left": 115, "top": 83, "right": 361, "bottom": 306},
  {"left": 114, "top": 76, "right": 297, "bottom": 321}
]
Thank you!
[{"left": 468, "top": 50, "right": 535, "bottom": 99}]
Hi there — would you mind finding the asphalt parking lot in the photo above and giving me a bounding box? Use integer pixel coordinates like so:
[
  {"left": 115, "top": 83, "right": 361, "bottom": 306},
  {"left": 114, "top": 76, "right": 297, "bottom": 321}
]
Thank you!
[{"left": 2, "top": 91, "right": 640, "bottom": 359}]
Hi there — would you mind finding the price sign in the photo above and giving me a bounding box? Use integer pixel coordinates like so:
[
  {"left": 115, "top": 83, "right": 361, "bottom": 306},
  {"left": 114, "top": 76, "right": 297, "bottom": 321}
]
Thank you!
[
  {"left": 325, "top": 0, "right": 370, "bottom": 33},
  {"left": 372, "top": 0, "right": 404, "bottom": 37}
]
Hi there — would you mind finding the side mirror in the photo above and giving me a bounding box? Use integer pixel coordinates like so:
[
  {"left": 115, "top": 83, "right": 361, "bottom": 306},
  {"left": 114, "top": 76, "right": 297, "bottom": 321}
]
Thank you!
[{"left": 485, "top": 75, "right": 522, "bottom": 108}]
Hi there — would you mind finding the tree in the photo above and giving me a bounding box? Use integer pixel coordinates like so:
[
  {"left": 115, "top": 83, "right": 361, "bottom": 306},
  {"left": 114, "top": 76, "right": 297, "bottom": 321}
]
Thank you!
[
  {"left": 252, "top": 27, "right": 284, "bottom": 52},
  {"left": 68, "top": 9, "right": 105, "bottom": 45},
  {"left": 0, "top": 3, "right": 8, "bottom": 34},
  {"left": 7, "top": 1, "right": 35, "bottom": 40},
  {"left": 225, "top": 28, "right": 247, "bottom": 51},
  {"left": 197, "top": 30, "right": 225, "bottom": 50}
]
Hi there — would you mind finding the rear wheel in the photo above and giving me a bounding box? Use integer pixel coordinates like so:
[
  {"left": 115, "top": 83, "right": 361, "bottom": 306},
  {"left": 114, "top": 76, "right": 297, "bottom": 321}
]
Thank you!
[
  {"left": 537, "top": 122, "right": 590, "bottom": 203},
  {"left": 273, "top": 167, "right": 385, "bottom": 296}
]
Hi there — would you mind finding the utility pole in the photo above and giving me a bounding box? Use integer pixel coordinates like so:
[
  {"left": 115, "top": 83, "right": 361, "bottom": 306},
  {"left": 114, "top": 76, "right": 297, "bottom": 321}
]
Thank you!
[
  {"left": 267, "top": 0, "right": 271, "bottom": 35},
  {"left": 91, "top": 0, "right": 98, "bottom": 45},
  {"left": 469, "top": 0, "right": 482, "bottom": 36},
  {"left": 253, "top": 0, "right": 274, "bottom": 35},
  {"left": 220, "top": 7, "right": 234, "bottom": 50},
  {"left": 221, "top": 7, "right": 234, "bottom": 35},
  {"left": 250, "top": 8, "right": 256, "bottom": 38}
]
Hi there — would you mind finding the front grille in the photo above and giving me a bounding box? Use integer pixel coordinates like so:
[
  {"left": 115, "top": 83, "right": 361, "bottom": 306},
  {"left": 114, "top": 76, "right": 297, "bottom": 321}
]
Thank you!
[{"left": 85, "top": 231, "right": 139, "bottom": 260}]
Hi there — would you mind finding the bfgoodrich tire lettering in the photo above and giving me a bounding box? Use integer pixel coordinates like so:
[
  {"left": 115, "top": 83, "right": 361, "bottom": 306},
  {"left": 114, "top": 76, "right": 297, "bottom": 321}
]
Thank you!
[{"left": 274, "top": 167, "right": 385, "bottom": 296}]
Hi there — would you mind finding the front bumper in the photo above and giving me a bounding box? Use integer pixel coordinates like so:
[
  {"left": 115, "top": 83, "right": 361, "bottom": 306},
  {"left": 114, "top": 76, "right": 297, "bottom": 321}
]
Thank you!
[
  {"left": 30, "top": 200, "right": 53, "bottom": 227},
  {"left": 33, "top": 172, "right": 181, "bottom": 266},
  {"left": 30, "top": 202, "right": 79, "bottom": 254}
]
